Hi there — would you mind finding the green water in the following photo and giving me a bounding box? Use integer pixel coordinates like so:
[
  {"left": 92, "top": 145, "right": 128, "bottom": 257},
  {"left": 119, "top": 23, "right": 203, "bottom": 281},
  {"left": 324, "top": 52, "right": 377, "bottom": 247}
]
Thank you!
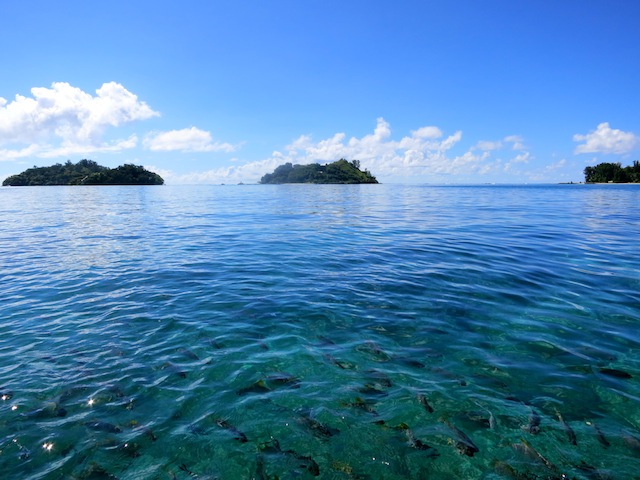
[{"left": 1, "top": 184, "right": 639, "bottom": 479}]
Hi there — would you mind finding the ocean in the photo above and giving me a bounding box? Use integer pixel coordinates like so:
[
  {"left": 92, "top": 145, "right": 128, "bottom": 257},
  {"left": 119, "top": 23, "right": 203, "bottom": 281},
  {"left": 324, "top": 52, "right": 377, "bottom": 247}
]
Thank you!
[{"left": 1, "top": 184, "right": 639, "bottom": 479}]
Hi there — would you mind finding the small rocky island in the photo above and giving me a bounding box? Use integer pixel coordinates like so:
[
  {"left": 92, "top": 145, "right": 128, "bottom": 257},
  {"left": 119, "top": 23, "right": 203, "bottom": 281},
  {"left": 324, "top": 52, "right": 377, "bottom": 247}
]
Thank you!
[
  {"left": 260, "top": 159, "right": 378, "bottom": 184},
  {"left": 2, "top": 159, "right": 164, "bottom": 186}
]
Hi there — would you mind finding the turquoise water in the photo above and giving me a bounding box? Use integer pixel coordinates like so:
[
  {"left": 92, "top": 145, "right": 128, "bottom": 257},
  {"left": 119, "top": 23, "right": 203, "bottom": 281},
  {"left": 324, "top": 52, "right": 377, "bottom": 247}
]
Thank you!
[{"left": 1, "top": 184, "right": 639, "bottom": 479}]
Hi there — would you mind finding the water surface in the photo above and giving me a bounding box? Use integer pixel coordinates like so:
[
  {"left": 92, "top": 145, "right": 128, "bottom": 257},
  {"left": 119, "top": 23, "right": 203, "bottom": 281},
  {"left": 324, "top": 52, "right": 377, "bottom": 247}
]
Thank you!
[{"left": 1, "top": 184, "right": 639, "bottom": 479}]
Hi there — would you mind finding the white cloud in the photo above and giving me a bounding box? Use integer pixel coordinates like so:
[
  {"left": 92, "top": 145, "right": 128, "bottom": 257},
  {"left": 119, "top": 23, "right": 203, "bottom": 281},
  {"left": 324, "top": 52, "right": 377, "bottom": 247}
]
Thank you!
[
  {"left": 144, "top": 127, "right": 236, "bottom": 152},
  {"left": 545, "top": 158, "right": 566, "bottom": 171},
  {"left": 166, "top": 118, "right": 503, "bottom": 184},
  {"left": 39, "top": 135, "right": 139, "bottom": 158},
  {"left": 502, "top": 151, "right": 532, "bottom": 173},
  {"left": 511, "top": 152, "right": 531, "bottom": 164},
  {"left": 276, "top": 118, "right": 470, "bottom": 179},
  {"left": 573, "top": 122, "right": 639, "bottom": 154},
  {"left": 0, "top": 144, "right": 41, "bottom": 161},
  {"left": 473, "top": 140, "right": 502, "bottom": 151},
  {"left": 0, "top": 82, "right": 157, "bottom": 160},
  {"left": 471, "top": 135, "right": 525, "bottom": 153},
  {"left": 159, "top": 157, "right": 280, "bottom": 185},
  {"left": 411, "top": 126, "right": 443, "bottom": 139},
  {"left": 149, "top": 120, "right": 554, "bottom": 185},
  {"left": 504, "top": 135, "right": 525, "bottom": 150},
  {"left": 284, "top": 118, "right": 460, "bottom": 159},
  {"left": 144, "top": 164, "right": 175, "bottom": 181},
  {"left": 525, "top": 159, "right": 568, "bottom": 182}
]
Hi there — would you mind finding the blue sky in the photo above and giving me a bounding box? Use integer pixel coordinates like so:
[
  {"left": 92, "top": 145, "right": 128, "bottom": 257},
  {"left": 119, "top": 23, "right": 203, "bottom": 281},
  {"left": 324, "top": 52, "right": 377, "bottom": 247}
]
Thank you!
[{"left": 1, "top": 0, "right": 639, "bottom": 184}]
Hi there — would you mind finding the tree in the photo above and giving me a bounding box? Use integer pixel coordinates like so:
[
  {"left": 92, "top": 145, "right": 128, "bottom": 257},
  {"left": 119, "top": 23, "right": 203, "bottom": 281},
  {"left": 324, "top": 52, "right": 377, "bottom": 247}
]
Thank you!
[
  {"left": 583, "top": 161, "right": 640, "bottom": 183},
  {"left": 260, "top": 158, "right": 378, "bottom": 184},
  {"left": 629, "top": 161, "right": 640, "bottom": 183},
  {"left": 83, "top": 164, "right": 164, "bottom": 185},
  {"left": 2, "top": 160, "right": 164, "bottom": 186}
]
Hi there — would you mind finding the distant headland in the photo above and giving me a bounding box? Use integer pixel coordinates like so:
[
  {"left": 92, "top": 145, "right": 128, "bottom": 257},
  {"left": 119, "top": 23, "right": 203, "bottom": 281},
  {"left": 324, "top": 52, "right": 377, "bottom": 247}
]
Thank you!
[
  {"left": 2, "top": 159, "right": 164, "bottom": 186},
  {"left": 260, "top": 159, "right": 378, "bottom": 184},
  {"left": 584, "top": 161, "right": 640, "bottom": 183}
]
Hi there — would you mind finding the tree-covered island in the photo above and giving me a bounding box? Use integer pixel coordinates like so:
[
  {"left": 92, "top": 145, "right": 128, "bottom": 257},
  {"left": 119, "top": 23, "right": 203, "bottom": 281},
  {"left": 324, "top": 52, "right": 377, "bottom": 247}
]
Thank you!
[
  {"left": 260, "top": 159, "right": 378, "bottom": 184},
  {"left": 583, "top": 161, "right": 640, "bottom": 183},
  {"left": 2, "top": 159, "right": 164, "bottom": 186}
]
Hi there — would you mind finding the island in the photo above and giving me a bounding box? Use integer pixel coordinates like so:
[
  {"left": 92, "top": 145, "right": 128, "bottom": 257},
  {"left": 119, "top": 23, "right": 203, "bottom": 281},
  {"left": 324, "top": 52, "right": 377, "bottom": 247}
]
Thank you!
[
  {"left": 2, "top": 159, "right": 164, "bottom": 186},
  {"left": 260, "top": 159, "right": 378, "bottom": 184},
  {"left": 584, "top": 161, "right": 640, "bottom": 183}
]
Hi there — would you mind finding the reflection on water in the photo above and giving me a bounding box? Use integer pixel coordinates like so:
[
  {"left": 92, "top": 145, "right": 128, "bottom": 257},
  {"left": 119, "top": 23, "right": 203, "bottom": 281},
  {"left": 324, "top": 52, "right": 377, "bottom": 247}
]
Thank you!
[{"left": 1, "top": 184, "right": 639, "bottom": 479}]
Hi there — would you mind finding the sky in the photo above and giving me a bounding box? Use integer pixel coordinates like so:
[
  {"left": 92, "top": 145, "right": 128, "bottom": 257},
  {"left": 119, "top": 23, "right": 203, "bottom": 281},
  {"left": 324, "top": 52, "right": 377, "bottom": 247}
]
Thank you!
[{"left": 1, "top": 0, "right": 639, "bottom": 185}]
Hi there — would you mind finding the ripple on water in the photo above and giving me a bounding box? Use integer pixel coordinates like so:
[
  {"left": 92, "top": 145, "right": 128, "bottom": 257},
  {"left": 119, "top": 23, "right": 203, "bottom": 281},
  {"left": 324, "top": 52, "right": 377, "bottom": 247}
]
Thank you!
[{"left": 1, "top": 184, "right": 639, "bottom": 479}]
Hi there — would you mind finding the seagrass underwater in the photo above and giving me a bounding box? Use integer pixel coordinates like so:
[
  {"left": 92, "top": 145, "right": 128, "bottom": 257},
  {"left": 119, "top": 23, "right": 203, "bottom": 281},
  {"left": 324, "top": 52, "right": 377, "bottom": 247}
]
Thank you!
[{"left": 1, "top": 184, "right": 639, "bottom": 479}]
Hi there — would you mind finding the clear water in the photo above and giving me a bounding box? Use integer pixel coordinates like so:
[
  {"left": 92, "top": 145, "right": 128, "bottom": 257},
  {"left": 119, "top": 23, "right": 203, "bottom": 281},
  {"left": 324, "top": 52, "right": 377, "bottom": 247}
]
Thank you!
[{"left": 1, "top": 184, "right": 639, "bottom": 480}]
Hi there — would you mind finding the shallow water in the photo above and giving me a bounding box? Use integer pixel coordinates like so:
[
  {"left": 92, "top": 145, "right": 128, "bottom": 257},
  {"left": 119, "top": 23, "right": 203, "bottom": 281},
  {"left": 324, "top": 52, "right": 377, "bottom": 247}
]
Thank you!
[{"left": 1, "top": 184, "right": 639, "bottom": 479}]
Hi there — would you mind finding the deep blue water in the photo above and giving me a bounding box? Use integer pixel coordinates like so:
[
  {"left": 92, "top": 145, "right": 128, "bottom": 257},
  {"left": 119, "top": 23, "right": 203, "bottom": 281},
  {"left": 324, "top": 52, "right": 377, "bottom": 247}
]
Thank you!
[{"left": 1, "top": 184, "right": 639, "bottom": 479}]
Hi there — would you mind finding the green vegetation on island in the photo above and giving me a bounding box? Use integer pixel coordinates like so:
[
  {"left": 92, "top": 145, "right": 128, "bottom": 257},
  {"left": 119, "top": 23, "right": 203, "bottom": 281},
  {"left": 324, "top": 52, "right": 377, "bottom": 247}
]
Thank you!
[
  {"left": 260, "top": 159, "right": 378, "bottom": 184},
  {"left": 2, "top": 159, "right": 164, "bottom": 186},
  {"left": 583, "top": 161, "right": 640, "bottom": 183}
]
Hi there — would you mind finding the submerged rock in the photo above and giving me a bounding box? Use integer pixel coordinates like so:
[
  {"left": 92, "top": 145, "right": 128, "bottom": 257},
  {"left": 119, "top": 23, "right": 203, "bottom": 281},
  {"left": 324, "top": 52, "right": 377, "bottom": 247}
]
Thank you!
[
  {"left": 525, "top": 408, "right": 541, "bottom": 434},
  {"left": 296, "top": 411, "right": 340, "bottom": 439},
  {"left": 75, "top": 462, "right": 119, "bottom": 480},
  {"left": 21, "top": 401, "right": 67, "bottom": 419},
  {"left": 442, "top": 420, "right": 479, "bottom": 457},
  {"left": 266, "top": 372, "right": 301, "bottom": 388},
  {"left": 341, "top": 396, "right": 379, "bottom": 416},
  {"left": 417, "top": 392, "right": 434, "bottom": 413},
  {"left": 215, "top": 418, "right": 248, "bottom": 443},
  {"left": 598, "top": 367, "right": 632, "bottom": 379},
  {"left": 237, "top": 379, "right": 271, "bottom": 396},
  {"left": 85, "top": 421, "right": 122, "bottom": 433},
  {"left": 258, "top": 437, "right": 320, "bottom": 476}
]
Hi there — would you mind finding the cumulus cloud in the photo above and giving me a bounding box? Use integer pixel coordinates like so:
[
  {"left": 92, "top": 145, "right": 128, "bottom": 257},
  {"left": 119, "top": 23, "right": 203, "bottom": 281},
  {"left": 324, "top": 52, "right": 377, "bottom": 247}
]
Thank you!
[
  {"left": 510, "top": 152, "right": 531, "bottom": 164},
  {"left": 0, "top": 144, "right": 41, "bottom": 161},
  {"left": 545, "top": 158, "right": 566, "bottom": 171},
  {"left": 411, "top": 126, "right": 443, "bottom": 139},
  {"left": 144, "top": 127, "right": 236, "bottom": 152},
  {"left": 276, "top": 117, "right": 473, "bottom": 179},
  {"left": 152, "top": 119, "right": 545, "bottom": 185},
  {"left": 158, "top": 157, "right": 280, "bottom": 185},
  {"left": 473, "top": 140, "right": 502, "bottom": 151},
  {"left": 166, "top": 118, "right": 502, "bottom": 184},
  {"left": 0, "top": 82, "right": 158, "bottom": 160},
  {"left": 502, "top": 151, "right": 532, "bottom": 173},
  {"left": 472, "top": 135, "right": 526, "bottom": 153},
  {"left": 524, "top": 159, "right": 568, "bottom": 182},
  {"left": 573, "top": 122, "right": 639, "bottom": 154},
  {"left": 39, "top": 135, "right": 139, "bottom": 158},
  {"left": 283, "top": 118, "right": 454, "bottom": 158},
  {"left": 504, "top": 135, "right": 525, "bottom": 150}
]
